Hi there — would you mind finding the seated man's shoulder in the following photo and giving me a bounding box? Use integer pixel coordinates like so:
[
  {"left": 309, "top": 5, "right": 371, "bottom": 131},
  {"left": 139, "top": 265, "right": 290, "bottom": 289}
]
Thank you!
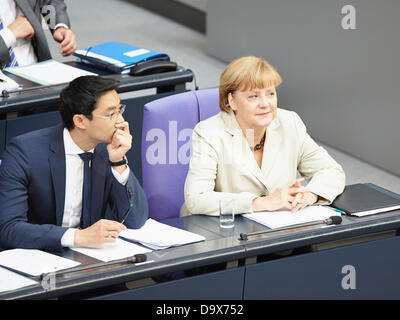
[
  {"left": 11, "top": 125, "right": 59, "bottom": 145},
  {"left": 7, "top": 125, "right": 61, "bottom": 157}
]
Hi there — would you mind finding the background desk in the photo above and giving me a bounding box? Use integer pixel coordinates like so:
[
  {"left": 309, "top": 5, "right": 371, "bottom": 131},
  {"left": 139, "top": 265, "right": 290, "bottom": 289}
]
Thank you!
[
  {"left": 2, "top": 184, "right": 400, "bottom": 300},
  {"left": 0, "top": 61, "right": 194, "bottom": 183}
]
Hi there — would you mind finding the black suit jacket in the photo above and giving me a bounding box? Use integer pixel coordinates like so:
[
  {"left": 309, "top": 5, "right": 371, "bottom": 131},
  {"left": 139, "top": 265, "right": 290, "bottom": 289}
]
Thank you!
[{"left": 0, "top": 0, "right": 70, "bottom": 69}]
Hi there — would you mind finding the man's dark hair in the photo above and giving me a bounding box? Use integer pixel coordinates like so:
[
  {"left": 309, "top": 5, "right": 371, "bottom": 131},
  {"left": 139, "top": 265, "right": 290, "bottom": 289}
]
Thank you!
[{"left": 59, "top": 76, "right": 120, "bottom": 130}]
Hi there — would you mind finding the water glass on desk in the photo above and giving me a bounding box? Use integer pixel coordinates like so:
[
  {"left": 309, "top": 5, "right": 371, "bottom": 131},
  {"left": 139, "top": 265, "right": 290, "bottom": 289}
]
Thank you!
[{"left": 219, "top": 197, "right": 235, "bottom": 228}]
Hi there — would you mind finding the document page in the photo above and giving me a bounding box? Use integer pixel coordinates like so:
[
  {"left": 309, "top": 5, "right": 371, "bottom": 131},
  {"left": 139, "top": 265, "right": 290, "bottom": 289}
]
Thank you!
[
  {"left": 0, "top": 266, "right": 38, "bottom": 293},
  {"left": 0, "top": 70, "right": 21, "bottom": 91},
  {"left": 244, "top": 205, "right": 341, "bottom": 229},
  {"left": 0, "top": 249, "right": 81, "bottom": 277},
  {"left": 71, "top": 238, "right": 151, "bottom": 262},
  {"left": 120, "top": 218, "right": 206, "bottom": 250},
  {"left": 4, "top": 60, "right": 97, "bottom": 85}
]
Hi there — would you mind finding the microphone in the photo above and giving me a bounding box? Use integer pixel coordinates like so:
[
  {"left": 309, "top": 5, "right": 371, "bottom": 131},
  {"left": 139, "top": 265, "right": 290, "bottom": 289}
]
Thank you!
[
  {"left": 127, "top": 253, "right": 147, "bottom": 263},
  {"left": 239, "top": 215, "right": 342, "bottom": 241},
  {"left": 325, "top": 215, "right": 342, "bottom": 225},
  {"left": 40, "top": 253, "right": 147, "bottom": 280}
]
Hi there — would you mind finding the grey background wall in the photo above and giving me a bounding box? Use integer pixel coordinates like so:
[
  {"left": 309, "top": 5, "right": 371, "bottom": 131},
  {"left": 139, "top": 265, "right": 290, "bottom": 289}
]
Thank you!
[{"left": 206, "top": 0, "right": 400, "bottom": 177}]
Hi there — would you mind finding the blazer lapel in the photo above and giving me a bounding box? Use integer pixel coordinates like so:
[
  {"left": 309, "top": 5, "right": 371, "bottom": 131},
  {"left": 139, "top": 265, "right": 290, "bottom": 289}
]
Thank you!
[
  {"left": 15, "top": 0, "right": 39, "bottom": 24},
  {"left": 261, "top": 116, "right": 282, "bottom": 187},
  {"left": 48, "top": 125, "right": 66, "bottom": 226}
]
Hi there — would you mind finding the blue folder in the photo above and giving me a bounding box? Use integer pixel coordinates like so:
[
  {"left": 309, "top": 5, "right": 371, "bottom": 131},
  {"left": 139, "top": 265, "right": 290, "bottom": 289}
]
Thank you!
[{"left": 73, "top": 42, "right": 170, "bottom": 74}]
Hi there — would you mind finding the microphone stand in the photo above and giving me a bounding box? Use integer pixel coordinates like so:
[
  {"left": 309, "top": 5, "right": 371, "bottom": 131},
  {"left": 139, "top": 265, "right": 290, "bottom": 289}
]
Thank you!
[
  {"left": 39, "top": 254, "right": 147, "bottom": 281},
  {"left": 239, "top": 216, "right": 342, "bottom": 241}
]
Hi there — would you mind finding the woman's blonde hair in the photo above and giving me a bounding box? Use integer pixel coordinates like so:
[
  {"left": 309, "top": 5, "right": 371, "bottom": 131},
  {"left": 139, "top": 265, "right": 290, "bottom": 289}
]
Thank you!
[{"left": 219, "top": 56, "right": 282, "bottom": 112}]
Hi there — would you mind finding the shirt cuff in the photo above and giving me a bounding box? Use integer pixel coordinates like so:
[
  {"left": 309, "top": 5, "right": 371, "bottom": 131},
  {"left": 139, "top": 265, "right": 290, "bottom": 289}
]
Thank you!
[
  {"left": 54, "top": 23, "right": 69, "bottom": 31},
  {"left": 0, "top": 28, "right": 17, "bottom": 48},
  {"left": 61, "top": 228, "right": 77, "bottom": 248},
  {"left": 236, "top": 192, "right": 259, "bottom": 214},
  {"left": 111, "top": 165, "right": 130, "bottom": 186}
]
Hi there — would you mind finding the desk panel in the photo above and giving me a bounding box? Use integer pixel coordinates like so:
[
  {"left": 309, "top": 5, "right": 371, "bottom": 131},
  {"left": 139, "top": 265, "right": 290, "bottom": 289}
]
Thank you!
[
  {"left": 5, "top": 111, "right": 61, "bottom": 144},
  {"left": 0, "top": 63, "right": 193, "bottom": 116},
  {"left": 94, "top": 267, "right": 245, "bottom": 300},
  {"left": 0, "top": 217, "right": 245, "bottom": 299},
  {"left": 0, "top": 120, "right": 5, "bottom": 159},
  {"left": 2, "top": 198, "right": 400, "bottom": 299},
  {"left": 186, "top": 215, "right": 268, "bottom": 237},
  {"left": 244, "top": 235, "right": 400, "bottom": 299}
]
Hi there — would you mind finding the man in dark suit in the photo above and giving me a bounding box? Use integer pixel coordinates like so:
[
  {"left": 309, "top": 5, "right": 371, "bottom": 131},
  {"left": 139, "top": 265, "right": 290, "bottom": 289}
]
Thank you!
[
  {"left": 0, "top": 0, "right": 76, "bottom": 69},
  {"left": 0, "top": 76, "right": 148, "bottom": 251}
]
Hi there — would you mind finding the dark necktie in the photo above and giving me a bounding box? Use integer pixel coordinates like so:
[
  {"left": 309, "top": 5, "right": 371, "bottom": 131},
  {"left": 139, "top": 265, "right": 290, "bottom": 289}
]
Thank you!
[{"left": 79, "top": 152, "right": 93, "bottom": 229}]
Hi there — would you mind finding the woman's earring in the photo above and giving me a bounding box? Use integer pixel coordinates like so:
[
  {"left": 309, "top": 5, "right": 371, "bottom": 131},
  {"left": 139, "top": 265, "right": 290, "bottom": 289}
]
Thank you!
[{"left": 227, "top": 93, "right": 235, "bottom": 111}]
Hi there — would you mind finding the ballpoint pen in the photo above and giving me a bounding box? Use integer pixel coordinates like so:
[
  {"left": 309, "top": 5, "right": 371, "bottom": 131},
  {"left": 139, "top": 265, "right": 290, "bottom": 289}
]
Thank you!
[
  {"left": 120, "top": 203, "right": 133, "bottom": 224},
  {"left": 329, "top": 207, "right": 345, "bottom": 215}
]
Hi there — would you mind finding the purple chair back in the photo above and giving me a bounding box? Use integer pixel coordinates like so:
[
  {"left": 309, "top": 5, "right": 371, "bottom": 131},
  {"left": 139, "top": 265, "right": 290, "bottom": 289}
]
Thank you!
[{"left": 141, "top": 89, "right": 219, "bottom": 220}]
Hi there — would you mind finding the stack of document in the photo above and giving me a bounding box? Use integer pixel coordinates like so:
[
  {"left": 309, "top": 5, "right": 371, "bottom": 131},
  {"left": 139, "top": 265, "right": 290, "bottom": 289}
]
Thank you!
[
  {"left": 71, "top": 238, "right": 151, "bottom": 262},
  {"left": 244, "top": 206, "right": 340, "bottom": 229},
  {"left": 120, "top": 218, "right": 206, "bottom": 250},
  {"left": 0, "top": 70, "right": 21, "bottom": 91},
  {"left": 0, "top": 249, "right": 80, "bottom": 277},
  {"left": 0, "top": 266, "right": 38, "bottom": 293},
  {"left": 4, "top": 60, "right": 97, "bottom": 86}
]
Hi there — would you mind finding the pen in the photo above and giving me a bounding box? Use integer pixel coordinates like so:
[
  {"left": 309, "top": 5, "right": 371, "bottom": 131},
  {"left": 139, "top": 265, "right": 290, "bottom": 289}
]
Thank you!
[
  {"left": 120, "top": 203, "right": 133, "bottom": 224},
  {"left": 329, "top": 207, "right": 345, "bottom": 215}
]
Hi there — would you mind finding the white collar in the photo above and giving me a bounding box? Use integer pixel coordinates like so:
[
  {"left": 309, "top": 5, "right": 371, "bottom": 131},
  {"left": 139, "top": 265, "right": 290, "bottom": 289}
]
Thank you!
[{"left": 63, "top": 128, "right": 94, "bottom": 155}]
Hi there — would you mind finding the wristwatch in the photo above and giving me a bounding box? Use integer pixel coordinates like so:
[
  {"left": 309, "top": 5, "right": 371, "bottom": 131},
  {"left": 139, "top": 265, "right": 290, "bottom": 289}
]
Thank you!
[{"left": 109, "top": 156, "right": 128, "bottom": 167}]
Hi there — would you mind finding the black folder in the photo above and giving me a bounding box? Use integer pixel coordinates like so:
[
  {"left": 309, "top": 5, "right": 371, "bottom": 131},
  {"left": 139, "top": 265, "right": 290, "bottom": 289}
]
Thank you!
[{"left": 331, "top": 183, "right": 400, "bottom": 216}]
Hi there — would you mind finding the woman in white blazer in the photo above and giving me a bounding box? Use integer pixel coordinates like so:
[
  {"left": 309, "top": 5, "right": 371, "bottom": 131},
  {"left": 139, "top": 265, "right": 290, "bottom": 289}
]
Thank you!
[{"left": 181, "top": 56, "right": 345, "bottom": 216}]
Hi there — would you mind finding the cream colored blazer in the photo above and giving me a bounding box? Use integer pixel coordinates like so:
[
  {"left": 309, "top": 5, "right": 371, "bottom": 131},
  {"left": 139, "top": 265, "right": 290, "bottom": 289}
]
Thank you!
[{"left": 181, "top": 109, "right": 345, "bottom": 216}]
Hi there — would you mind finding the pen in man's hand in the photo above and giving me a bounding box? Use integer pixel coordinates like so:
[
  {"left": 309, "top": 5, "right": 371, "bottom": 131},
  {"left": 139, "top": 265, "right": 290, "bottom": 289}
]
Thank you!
[{"left": 120, "top": 203, "right": 133, "bottom": 224}]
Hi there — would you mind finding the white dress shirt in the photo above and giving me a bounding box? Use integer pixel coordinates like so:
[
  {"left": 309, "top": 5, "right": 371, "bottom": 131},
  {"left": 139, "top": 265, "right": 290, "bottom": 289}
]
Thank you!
[
  {"left": 60, "top": 128, "right": 130, "bottom": 247},
  {"left": 0, "top": 0, "right": 69, "bottom": 66}
]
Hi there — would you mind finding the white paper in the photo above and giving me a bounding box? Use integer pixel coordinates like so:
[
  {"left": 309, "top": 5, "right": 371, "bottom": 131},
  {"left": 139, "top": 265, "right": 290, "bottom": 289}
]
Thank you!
[
  {"left": 244, "top": 205, "right": 341, "bottom": 229},
  {"left": 352, "top": 205, "right": 400, "bottom": 217},
  {"left": 0, "top": 266, "right": 38, "bottom": 293},
  {"left": 4, "top": 60, "right": 97, "bottom": 86},
  {"left": 0, "top": 249, "right": 81, "bottom": 277},
  {"left": 71, "top": 238, "right": 151, "bottom": 262},
  {"left": 123, "top": 48, "right": 150, "bottom": 58},
  {"left": 0, "top": 70, "right": 21, "bottom": 91},
  {"left": 120, "top": 218, "right": 206, "bottom": 250}
]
